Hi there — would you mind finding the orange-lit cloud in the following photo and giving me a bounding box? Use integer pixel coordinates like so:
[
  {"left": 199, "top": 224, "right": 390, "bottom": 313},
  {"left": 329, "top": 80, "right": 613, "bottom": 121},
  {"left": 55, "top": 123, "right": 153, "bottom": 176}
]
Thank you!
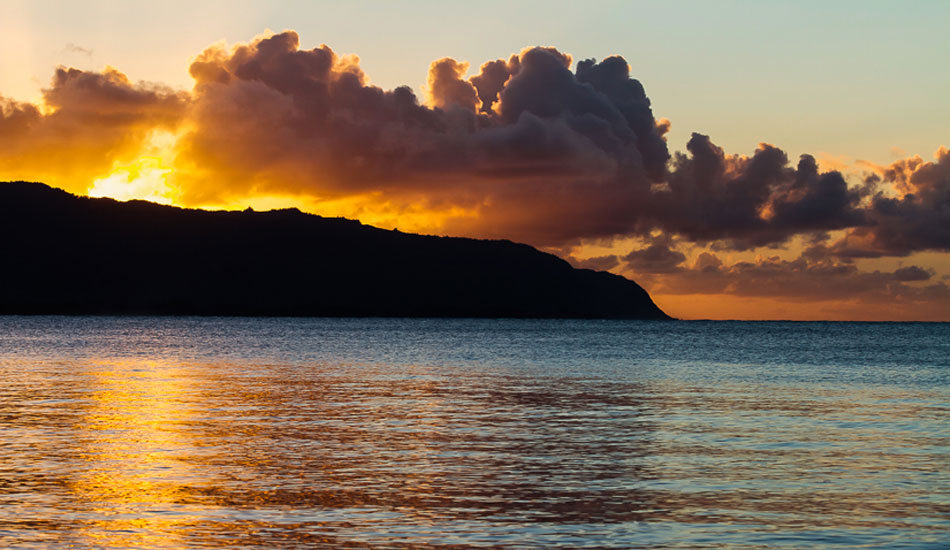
[
  {"left": 0, "top": 29, "right": 948, "bottom": 320},
  {"left": 166, "top": 32, "right": 672, "bottom": 246},
  {"left": 425, "top": 57, "right": 477, "bottom": 111},
  {"left": 568, "top": 237, "right": 950, "bottom": 320},
  {"left": 810, "top": 147, "right": 950, "bottom": 259},
  {"left": 2, "top": 30, "right": 931, "bottom": 252},
  {"left": 0, "top": 67, "right": 187, "bottom": 193}
]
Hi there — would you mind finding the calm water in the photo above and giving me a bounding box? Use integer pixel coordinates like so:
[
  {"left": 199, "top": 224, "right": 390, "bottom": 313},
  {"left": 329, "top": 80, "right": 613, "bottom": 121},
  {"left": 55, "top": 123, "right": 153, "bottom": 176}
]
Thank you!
[{"left": 1, "top": 317, "right": 947, "bottom": 549}]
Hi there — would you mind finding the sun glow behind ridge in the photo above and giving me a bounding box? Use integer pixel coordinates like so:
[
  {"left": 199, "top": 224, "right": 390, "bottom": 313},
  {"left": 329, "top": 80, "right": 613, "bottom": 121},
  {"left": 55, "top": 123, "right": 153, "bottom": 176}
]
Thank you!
[
  {"left": 88, "top": 130, "right": 180, "bottom": 205},
  {"left": 10, "top": 20, "right": 937, "bottom": 322}
]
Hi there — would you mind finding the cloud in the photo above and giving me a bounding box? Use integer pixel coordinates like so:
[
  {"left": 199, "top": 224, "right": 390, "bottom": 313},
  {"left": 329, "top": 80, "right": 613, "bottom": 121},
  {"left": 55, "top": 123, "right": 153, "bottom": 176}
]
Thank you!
[
  {"left": 0, "top": 67, "right": 187, "bottom": 192},
  {"left": 2, "top": 29, "right": 947, "bottom": 319},
  {"left": 470, "top": 57, "right": 515, "bottom": 114},
  {"left": 425, "top": 57, "right": 477, "bottom": 111},
  {"left": 859, "top": 147, "right": 950, "bottom": 253},
  {"left": 625, "top": 247, "right": 950, "bottom": 311},
  {"left": 167, "top": 32, "right": 675, "bottom": 244},
  {"left": 796, "top": 148, "right": 950, "bottom": 260},
  {"left": 621, "top": 234, "right": 686, "bottom": 274},
  {"left": 570, "top": 254, "right": 620, "bottom": 272},
  {"left": 63, "top": 43, "right": 94, "bottom": 57},
  {"left": 893, "top": 265, "right": 932, "bottom": 282},
  {"left": 0, "top": 30, "right": 947, "bottom": 262},
  {"left": 644, "top": 134, "right": 868, "bottom": 250}
]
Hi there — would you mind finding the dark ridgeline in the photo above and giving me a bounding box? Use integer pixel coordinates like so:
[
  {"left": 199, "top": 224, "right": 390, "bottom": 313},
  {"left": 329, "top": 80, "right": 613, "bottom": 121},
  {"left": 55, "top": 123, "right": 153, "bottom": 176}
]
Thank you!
[{"left": 0, "top": 181, "right": 671, "bottom": 319}]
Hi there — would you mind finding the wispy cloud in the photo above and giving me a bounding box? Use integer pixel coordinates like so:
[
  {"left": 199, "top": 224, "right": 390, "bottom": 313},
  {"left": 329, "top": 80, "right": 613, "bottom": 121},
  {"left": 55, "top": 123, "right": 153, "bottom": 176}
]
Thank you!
[{"left": 63, "top": 42, "right": 93, "bottom": 57}]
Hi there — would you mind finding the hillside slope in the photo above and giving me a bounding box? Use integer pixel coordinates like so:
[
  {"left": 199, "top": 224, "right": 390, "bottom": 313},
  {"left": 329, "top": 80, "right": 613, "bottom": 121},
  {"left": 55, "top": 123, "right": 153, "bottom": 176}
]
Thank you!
[{"left": 0, "top": 181, "right": 671, "bottom": 319}]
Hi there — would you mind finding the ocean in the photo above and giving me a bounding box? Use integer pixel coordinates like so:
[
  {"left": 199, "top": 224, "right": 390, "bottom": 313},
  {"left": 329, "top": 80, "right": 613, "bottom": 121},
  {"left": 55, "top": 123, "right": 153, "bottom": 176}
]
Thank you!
[{"left": 1, "top": 317, "right": 947, "bottom": 549}]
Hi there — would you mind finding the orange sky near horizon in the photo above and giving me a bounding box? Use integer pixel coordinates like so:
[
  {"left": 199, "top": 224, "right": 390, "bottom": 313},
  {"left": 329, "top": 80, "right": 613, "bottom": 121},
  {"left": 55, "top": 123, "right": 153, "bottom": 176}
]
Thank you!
[{"left": 1, "top": 26, "right": 948, "bottom": 321}]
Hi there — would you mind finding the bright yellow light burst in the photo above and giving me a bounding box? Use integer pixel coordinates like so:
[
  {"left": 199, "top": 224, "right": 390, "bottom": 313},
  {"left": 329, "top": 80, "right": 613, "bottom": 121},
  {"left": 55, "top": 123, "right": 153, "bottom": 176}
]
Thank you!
[
  {"left": 85, "top": 127, "right": 477, "bottom": 236},
  {"left": 88, "top": 130, "right": 180, "bottom": 205}
]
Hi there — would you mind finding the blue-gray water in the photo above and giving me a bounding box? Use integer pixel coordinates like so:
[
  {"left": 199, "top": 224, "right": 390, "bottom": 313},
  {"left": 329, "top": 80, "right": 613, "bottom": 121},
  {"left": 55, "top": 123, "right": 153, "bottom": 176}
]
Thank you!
[{"left": 1, "top": 317, "right": 947, "bottom": 549}]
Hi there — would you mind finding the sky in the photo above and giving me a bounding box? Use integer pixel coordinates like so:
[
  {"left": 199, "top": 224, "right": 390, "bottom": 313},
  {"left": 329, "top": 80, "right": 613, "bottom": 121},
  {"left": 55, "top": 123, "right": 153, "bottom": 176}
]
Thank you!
[{"left": 1, "top": 0, "right": 948, "bottom": 320}]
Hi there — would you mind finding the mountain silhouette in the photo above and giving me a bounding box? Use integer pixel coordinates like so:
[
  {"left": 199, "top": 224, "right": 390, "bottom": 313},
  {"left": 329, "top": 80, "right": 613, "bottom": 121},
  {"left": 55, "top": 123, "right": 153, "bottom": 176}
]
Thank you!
[{"left": 0, "top": 181, "right": 671, "bottom": 319}]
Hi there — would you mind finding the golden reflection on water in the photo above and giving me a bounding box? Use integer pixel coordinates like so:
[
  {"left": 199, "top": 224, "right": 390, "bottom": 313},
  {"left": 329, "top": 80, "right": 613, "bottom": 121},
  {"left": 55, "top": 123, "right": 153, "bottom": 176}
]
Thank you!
[
  {"left": 71, "top": 360, "right": 204, "bottom": 548},
  {"left": 1, "top": 345, "right": 946, "bottom": 549}
]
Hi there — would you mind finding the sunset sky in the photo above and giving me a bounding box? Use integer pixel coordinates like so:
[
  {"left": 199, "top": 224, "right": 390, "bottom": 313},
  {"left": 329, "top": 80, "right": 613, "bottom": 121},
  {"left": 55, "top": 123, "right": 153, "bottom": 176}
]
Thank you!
[{"left": 1, "top": 0, "right": 948, "bottom": 320}]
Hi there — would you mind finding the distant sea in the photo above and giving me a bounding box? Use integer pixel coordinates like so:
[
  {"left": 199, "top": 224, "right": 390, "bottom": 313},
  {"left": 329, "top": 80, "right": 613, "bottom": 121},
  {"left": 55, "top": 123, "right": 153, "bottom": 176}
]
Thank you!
[{"left": 1, "top": 317, "right": 947, "bottom": 549}]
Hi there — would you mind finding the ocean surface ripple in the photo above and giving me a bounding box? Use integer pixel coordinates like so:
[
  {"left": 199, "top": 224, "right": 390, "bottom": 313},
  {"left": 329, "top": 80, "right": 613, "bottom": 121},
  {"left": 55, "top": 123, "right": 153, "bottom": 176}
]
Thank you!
[{"left": 1, "top": 317, "right": 947, "bottom": 549}]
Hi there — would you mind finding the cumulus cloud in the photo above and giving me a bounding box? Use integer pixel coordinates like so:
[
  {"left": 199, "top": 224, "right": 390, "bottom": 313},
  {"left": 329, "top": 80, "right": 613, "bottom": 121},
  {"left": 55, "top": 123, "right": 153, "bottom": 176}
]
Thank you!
[
  {"left": 0, "top": 67, "right": 187, "bottom": 192},
  {"left": 645, "top": 134, "right": 868, "bottom": 249},
  {"left": 0, "top": 29, "right": 947, "bottom": 263},
  {"left": 790, "top": 148, "right": 950, "bottom": 261},
  {"left": 425, "top": 57, "right": 478, "bottom": 111},
  {"left": 3, "top": 29, "right": 948, "bottom": 319},
  {"left": 470, "top": 57, "right": 515, "bottom": 114},
  {"left": 166, "top": 32, "right": 677, "bottom": 244},
  {"left": 852, "top": 147, "right": 950, "bottom": 254}
]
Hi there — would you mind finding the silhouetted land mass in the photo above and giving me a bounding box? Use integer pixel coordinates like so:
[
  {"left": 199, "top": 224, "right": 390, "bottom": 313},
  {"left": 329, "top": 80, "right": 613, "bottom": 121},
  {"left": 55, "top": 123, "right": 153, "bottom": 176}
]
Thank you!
[{"left": 0, "top": 181, "right": 671, "bottom": 319}]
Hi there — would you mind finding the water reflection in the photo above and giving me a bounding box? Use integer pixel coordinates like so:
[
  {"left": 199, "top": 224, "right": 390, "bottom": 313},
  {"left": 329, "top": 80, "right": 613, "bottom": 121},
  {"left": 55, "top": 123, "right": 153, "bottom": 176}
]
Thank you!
[
  {"left": 0, "top": 317, "right": 947, "bottom": 548},
  {"left": 72, "top": 360, "right": 205, "bottom": 548}
]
